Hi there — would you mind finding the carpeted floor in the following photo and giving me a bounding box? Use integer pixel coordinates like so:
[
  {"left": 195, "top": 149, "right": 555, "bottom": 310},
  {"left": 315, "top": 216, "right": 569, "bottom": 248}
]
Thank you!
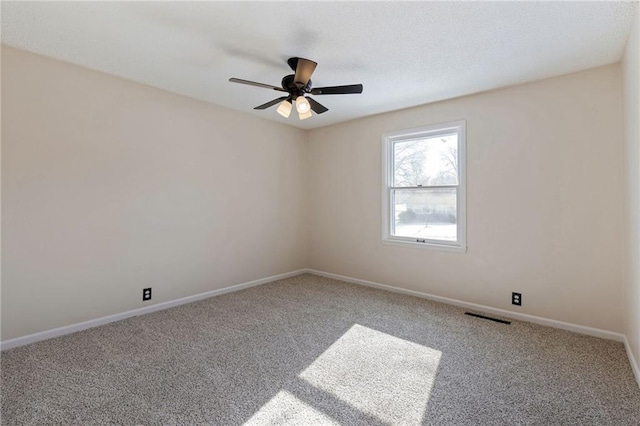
[{"left": 2, "top": 273, "right": 639, "bottom": 425}]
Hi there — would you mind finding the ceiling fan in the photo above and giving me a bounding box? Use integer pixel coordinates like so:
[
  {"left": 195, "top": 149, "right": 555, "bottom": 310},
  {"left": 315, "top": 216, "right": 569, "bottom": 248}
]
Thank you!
[{"left": 229, "top": 57, "right": 363, "bottom": 120}]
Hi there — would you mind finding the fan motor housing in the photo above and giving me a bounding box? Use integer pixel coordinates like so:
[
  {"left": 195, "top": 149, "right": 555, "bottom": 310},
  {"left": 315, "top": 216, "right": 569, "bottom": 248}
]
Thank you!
[{"left": 282, "top": 74, "right": 311, "bottom": 96}]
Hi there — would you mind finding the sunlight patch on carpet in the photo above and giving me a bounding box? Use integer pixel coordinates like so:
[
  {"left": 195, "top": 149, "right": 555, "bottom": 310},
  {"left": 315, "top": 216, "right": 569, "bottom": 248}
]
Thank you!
[
  {"left": 298, "top": 324, "right": 441, "bottom": 425},
  {"left": 243, "top": 390, "right": 339, "bottom": 425}
]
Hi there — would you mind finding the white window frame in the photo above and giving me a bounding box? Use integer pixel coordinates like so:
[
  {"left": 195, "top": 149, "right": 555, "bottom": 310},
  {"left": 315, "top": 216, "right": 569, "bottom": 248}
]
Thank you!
[{"left": 381, "top": 120, "right": 467, "bottom": 252}]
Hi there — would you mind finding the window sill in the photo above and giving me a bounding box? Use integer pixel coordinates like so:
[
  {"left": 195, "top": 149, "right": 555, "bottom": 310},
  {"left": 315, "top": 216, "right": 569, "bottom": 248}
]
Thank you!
[{"left": 381, "top": 238, "right": 467, "bottom": 253}]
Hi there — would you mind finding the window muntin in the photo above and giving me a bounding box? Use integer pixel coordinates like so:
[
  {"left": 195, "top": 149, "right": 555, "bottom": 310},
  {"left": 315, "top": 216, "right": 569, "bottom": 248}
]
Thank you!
[{"left": 382, "top": 121, "right": 466, "bottom": 251}]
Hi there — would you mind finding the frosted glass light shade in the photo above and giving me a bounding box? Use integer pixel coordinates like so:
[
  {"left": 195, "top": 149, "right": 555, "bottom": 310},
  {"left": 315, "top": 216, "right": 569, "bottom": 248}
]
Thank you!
[
  {"left": 276, "top": 100, "right": 292, "bottom": 118},
  {"left": 298, "top": 109, "right": 312, "bottom": 120},
  {"left": 296, "top": 96, "right": 311, "bottom": 113}
]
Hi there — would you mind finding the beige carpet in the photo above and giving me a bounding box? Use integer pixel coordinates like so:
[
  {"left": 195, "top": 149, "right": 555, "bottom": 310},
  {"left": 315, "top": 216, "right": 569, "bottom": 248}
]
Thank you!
[{"left": 2, "top": 273, "right": 639, "bottom": 425}]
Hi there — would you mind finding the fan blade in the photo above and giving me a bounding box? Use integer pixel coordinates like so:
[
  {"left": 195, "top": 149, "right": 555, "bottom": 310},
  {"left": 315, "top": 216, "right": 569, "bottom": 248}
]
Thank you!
[
  {"left": 229, "top": 78, "right": 287, "bottom": 92},
  {"left": 311, "top": 84, "right": 363, "bottom": 95},
  {"left": 294, "top": 58, "right": 317, "bottom": 86},
  {"left": 254, "top": 96, "right": 288, "bottom": 110},
  {"left": 307, "top": 97, "right": 328, "bottom": 114}
]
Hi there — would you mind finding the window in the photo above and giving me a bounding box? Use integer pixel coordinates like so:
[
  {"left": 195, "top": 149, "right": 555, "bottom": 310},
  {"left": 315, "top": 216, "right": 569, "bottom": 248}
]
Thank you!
[{"left": 382, "top": 120, "right": 466, "bottom": 251}]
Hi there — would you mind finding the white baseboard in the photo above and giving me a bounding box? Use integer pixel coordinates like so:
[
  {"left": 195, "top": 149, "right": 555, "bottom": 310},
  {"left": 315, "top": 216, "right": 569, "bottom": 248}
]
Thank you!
[
  {"left": 623, "top": 336, "right": 640, "bottom": 388},
  {"left": 308, "top": 268, "right": 640, "bottom": 388},
  {"left": 305, "top": 269, "right": 626, "bottom": 343},
  {"left": 0, "top": 269, "right": 307, "bottom": 351},
  {"left": 4, "top": 267, "right": 638, "bottom": 389}
]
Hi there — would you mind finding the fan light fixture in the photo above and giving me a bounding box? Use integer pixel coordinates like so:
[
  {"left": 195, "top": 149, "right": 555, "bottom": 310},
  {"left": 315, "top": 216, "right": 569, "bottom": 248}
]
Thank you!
[
  {"left": 298, "top": 109, "right": 312, "bottom": 120},
  {"left": 296, "top": 96, "right": 311, "bottom": 114},
  {"left": 276, "top": 100, "right": 292, "bottom": 118}
]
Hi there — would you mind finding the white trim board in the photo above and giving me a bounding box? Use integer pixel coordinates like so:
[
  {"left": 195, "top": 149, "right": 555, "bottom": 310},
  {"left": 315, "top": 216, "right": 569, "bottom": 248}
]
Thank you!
[
  {"left": 310, "top": 266, "right": 638, "bottom": 388},
  {"left": 4, "top": 267, "right": 638, "bottom": 389},
  {"left": 624, "top": 335, "right": 640, "bottom": 388},
  {"left": 305, "top": 269, "right": 626, "bottom": 342},
  {"left": 0, "top": 269, "right": 307, "bottom": 351}
]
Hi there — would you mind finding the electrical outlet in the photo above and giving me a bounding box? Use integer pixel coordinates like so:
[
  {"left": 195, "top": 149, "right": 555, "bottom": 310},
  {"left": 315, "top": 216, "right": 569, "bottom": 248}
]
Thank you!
[
  {"left": 512, "top": 292, "right": 522, "bottom": 306},
  {"left": 143, "top": 288, "right": 152, "bottom": 301}
]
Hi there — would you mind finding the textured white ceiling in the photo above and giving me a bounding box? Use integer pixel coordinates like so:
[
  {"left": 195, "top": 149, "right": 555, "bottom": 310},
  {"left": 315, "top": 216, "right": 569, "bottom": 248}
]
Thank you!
[{"left": 1, "top": 1, "right": 637, "bottom": 129}]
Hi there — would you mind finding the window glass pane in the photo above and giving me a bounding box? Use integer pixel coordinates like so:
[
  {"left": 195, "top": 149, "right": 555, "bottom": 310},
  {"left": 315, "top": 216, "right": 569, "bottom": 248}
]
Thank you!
[
  {"left": 393, "top": 134, "right": 458, "bottom": 187},
  {"left": 392, "top": 188, "right": 457, "bottom": 241}
]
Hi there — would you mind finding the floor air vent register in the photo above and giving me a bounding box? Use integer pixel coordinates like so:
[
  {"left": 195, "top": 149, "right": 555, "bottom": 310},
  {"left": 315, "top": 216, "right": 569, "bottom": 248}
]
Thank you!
[{"left": 465, "top": 312, "right": 511, "bottom": 325}]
